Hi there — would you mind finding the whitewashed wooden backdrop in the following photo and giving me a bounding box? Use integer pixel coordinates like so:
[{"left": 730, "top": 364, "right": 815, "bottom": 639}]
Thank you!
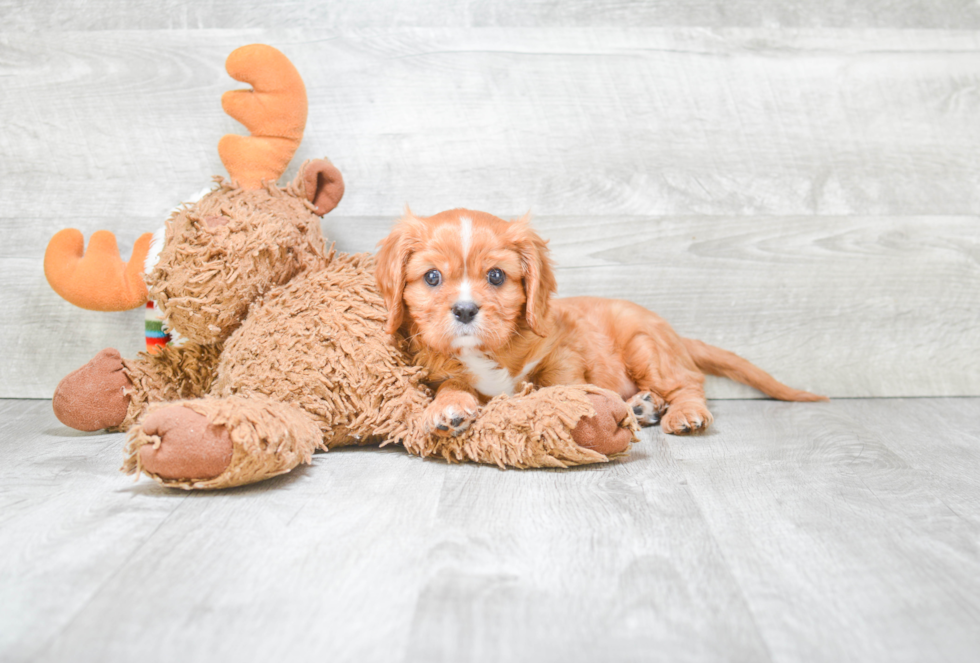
[{"left": 1, "top": 3, "right": 978, "bottom": 399}]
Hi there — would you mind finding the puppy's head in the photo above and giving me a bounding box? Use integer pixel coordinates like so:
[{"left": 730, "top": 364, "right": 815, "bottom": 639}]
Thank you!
[{"left": 375, "top": 208, "right": 556, "bottom": 354}]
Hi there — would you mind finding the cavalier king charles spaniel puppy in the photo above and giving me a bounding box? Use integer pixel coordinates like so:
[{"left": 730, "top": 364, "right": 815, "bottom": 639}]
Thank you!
[{"left": 376, "top": 208, "right": 826, "bottom": 437}]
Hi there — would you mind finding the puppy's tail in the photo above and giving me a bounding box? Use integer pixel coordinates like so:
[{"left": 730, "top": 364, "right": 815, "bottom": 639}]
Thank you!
[{"left": 682, "top": 338, "right": 828, "bottom": 402}]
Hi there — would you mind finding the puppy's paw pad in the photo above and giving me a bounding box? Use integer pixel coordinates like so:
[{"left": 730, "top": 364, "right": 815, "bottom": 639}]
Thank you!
[
  {"left": 661, "top": 405, "right": 713, "bottom": 435},
  {"left": 627, "top": 391, "right": 667, "bottom": 427},
  {"left": 424, "top": 403, "right": 478, "bottom": 437}
]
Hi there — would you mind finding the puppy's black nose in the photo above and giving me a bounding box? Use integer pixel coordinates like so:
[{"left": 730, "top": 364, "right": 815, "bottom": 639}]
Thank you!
[{"left": 452, "top": 301, "right": 480, "bottom": 324}]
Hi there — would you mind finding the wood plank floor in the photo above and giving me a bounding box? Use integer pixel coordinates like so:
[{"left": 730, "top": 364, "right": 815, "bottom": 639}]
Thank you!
[{"left": 2, "top": 397, "right": 978, "bottom": 662}]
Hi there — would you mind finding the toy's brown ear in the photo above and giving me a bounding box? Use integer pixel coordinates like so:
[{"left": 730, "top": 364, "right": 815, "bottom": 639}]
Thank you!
[
  {"left": 375, "top": 210, "right": 424, "bottom": 335},
  {"left": 507, "top": 214, "right": 556, "bottom": 337},
  {"left": 296, "top": 159, "right": 345, "bottom": 216}
]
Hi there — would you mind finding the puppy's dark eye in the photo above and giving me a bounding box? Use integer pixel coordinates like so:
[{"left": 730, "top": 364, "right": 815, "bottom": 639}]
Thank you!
[
  {"left": 424, "top": 269, "right": 442, "bottom": 286},
  {"left": 487, "top": 268, "right": 505, "bottom": 286}
]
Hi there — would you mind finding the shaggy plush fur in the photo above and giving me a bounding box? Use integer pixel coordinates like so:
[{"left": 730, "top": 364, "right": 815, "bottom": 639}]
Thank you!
[
  {"left": 149, "top": 178, "right": 328, "bottom": 345},
  {"left": 120, "top": 341, "right": 221, "bottom": 431}
]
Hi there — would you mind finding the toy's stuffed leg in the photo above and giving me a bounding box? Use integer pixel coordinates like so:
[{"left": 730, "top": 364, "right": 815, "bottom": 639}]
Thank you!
[
  {"left": 120, "top": 342, "right": 221, "bottom": 430},
  {"left": 122, "top": 393, "right": 322, "bottom": 490},
  {"left": 404, "top": 385, "right": 639, "bottom": 469},
  {"left": 51, "top": 343, "right": 220, "bottom": 432}
]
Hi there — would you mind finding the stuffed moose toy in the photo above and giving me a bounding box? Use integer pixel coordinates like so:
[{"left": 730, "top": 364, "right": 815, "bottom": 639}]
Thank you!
[{"left": 43, "top": 44, "right": 637, "bottom": 489}]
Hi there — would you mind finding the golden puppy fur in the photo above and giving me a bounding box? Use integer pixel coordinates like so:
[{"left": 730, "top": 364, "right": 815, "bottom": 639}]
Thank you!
[{"left": 376, "top": 208, "right": 826, "bottom": 436}]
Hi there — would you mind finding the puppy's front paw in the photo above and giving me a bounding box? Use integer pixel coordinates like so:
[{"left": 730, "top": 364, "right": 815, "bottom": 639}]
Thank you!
[
  {"left": 627, "top": 391, "right": 667, "bottom": 427},
  {"left": 661, "top": 403, "right": 713, "bottom": 435},
  {"left": 424, "top": 392, "right": 479, "bottom": 437}
]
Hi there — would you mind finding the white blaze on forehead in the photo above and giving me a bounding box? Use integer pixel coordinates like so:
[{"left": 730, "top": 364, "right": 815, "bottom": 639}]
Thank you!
[
  {"left": 459, "top": 216, "right": 472, "bottom": 259},
  {"left": 457, "top": 216, "right": 475, "bottom": 304}
]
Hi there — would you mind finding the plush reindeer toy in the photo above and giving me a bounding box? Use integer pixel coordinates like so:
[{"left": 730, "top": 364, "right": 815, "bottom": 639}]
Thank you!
[{"left": 44, "top": 44, "right": 637, "bottom": 490}]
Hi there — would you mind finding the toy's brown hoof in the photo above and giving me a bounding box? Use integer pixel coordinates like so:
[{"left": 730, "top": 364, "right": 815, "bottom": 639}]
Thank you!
[
  {"left": 571, "top": 393, "right": 633, "bottom": 456},
  {"left": 139, "top": 406, "right": 233, "bottom": 480},
  {"left": 52, "top": 348, "right": 132, "bottom": 431}
]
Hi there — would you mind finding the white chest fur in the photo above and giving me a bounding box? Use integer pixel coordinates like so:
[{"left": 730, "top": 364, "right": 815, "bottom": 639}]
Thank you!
[{"left": 457, "top": 349, "right": 538, "bottom": 398}]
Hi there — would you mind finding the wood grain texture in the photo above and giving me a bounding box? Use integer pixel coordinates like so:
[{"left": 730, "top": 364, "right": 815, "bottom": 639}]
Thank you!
[
  {"left": 4, "top": 29, "right": 980, "bottom": 218},
  {"left": 2, "top": 397, "right": 979, "bottom": 662},
  {"left": 403, "top": 437, "right": 771, "bottom": 662},
  {"left": 672, "top": 398, "right": 980, "bottom": 662},
  {"left": 3, "top": 27, "right": 980, "bottom": 398},
  {"left": 0, "top": 400, "right": 186, "bottom": 662},
  {"left": 2, "top": 1, "right": 979, "bottom": 30}
]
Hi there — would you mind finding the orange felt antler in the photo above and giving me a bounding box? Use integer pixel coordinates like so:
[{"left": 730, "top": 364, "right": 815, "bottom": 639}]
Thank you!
[
  {"left": 44, "top": 229, "right": 152, "bottom": 311},
  {"left": 218, "top": 44, "right": 308, "bottom": 189}
]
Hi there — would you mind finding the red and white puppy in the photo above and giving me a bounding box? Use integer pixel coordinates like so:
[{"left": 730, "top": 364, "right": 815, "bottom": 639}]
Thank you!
[{"left": 376, "top": 208, "right": 826, "bottom": 437}]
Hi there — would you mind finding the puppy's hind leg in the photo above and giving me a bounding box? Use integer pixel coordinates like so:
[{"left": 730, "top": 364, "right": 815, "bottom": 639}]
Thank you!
[
  {"left": 626, "top": 391, "right": 668, "bottom": 427},
  {"left": 659, "top": 386, "right": 714, "bottom": 435},
  {"left": 624, "top": 334, "right": 713, "bottom": 435}
]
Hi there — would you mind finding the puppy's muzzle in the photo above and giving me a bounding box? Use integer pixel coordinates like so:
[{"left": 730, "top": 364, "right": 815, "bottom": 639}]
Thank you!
[{"left": 452, "top": 301, "right": 480, "bottom": 324}]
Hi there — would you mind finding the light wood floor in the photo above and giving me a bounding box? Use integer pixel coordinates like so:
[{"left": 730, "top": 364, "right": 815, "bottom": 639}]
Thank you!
[{"left": 2, "top": 397, "right": 978, "bottom": 662}]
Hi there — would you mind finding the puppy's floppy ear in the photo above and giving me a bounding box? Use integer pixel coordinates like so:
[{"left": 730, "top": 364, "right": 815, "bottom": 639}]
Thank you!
[
  {"left": 508, "top": 213, "right": 556, "bottom": 337},
  {"left": 376, "top": 208, "right": 424, "bottom": 335}
]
